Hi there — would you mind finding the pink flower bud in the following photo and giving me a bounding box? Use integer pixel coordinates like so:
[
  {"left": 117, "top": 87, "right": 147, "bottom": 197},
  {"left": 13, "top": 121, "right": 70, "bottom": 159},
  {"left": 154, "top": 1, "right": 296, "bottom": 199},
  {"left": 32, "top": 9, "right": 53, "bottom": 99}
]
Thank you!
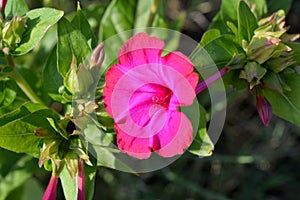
[
  {"left": 78, "top": 159, "right": 85, "bottom": 200},
  {"left": 0, "top": 0, "right": 7, "bottom": 11},
  {"left": 42, "top": 175, "right": 59, "bottom": 200},
  {"left": 256, "top": 95, "right": 272, "bottom": 126}
]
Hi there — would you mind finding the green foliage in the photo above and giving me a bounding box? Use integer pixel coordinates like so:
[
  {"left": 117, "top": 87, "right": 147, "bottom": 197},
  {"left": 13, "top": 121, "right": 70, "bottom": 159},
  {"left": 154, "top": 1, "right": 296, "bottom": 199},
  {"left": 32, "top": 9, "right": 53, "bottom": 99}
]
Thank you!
[
  {"left": 4, "top": 0, "right": 28, "bottom": 18},
  {"left": 0, "top": 149, "right": 41, "bottom": 200},
  {"left": 237, "top": 1, "right": 258, "bottom": 43},
  {"left": 57, "top": 17, "right": 92, "bottom": 76},
  {"left": 263, "top": 71, "right": 300, "bottom": 126},
  {"left": 0, "top": 79, "right": 16, "bottom": 108},
  {"left": 0, "top": 103, "right": 59, "bottom": 153},
  {"left": 188, "top": 105, "right": 214, "bottom": 156},
  {"left": 11, "top": 8, "right": 64, "bottom": 55}
]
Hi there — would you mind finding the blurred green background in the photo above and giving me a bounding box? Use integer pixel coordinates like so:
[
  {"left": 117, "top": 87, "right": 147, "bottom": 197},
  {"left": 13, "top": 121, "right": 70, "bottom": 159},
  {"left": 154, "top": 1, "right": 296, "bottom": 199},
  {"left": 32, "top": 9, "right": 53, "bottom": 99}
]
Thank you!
[{"left": 1, "top": 0, "right": 300, "bottom": 199}]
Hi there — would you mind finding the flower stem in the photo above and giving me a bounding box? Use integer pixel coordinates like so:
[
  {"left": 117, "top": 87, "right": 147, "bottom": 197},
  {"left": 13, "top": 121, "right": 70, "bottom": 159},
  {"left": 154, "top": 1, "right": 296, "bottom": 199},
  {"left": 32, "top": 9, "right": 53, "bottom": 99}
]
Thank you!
[
  {"left": 6, "top": 54, "right": 45, "bottom": 105},
  {"left": 196, "top": 67, "right": 229, "bottom": 94},
  {"left": 147, "top": 0, "right": 161, "bottom": 27}
]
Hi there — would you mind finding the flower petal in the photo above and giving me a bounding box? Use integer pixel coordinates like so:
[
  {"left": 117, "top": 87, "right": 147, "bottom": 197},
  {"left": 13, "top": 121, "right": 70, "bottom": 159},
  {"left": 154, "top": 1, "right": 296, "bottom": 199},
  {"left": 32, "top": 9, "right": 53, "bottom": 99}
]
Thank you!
[
  {"left": 161, "top": 51, "right": 194, "bottom": 76},
  {"left": 116, "top": 110, "right": 193, "bottom": 159},
  {"left": 118, "top": 32, "right": 164, "bottom": 68},
  {"left": 154, "top": 111, "right": 193, "bottom": 157}
]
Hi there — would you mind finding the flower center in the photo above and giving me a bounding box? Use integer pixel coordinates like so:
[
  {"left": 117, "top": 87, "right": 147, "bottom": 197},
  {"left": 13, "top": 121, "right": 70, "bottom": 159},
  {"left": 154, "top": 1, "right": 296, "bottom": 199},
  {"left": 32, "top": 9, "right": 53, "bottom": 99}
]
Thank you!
[{"left": 152, "top": 92, "right": 172, "bottom": 108}]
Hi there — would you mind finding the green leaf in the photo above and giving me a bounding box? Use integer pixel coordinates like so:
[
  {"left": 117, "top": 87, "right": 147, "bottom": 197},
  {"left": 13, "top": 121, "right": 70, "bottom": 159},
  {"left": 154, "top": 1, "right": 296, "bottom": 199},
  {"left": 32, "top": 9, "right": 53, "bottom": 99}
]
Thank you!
[
  {"left": 57, "top": 17, "right": 92, "bottom": 77},
  {"left": 209, "top": 13, "right": 229, "bottom": 34},
  {"left": 220, "top": 0, "right": 239, "bottom": 30},
  {"left": 0, "top": 79, "right": 17, "bottom": 108},
  {"left": 0, "top": 155, "right": 40, "bottom": 200},
  {"left": 71, "top": 5, "right": 97, "bottom": 48},
  {"left": 60, "top": 166, "right": 78, "bottom": 200},
  {"left": 247, "top": 0, "right": 268, "bottom": 19},
  {"left": 267, "top": 0, "right": 292, "bottom": 15},
  {"left": 84, "top": 162, "right": 97, "bottom": 200},
  {"left": 263, "top": 71, "right": 300, "bottom": 126},
  {"left": 188, "top": 105, "right": 214, "bottom": 156},
  {"left": 0, "top": 66, "right": 14, "bottom": 77},
  {"left": 237, "top": 1, "right": 258, "bottom": 42},
  {"left": 0, "top": 103, "right": 60, "bottom": 153},
  {"left": 200, "top": 29, "right": 221, "bottom": 47},
  {"left": 6, "top": 178, "right": 44, "bottom": 200},
  {"left": 11, "top": 8, "right": 64, "bottom": 55},
  {"left": 190, "top": 35, "right": 244, "bottom": 68},
  {"left": 287, "top": 43, "right": 300, "bottom": 64},
  {"left": 99, "top": 0, "right": 137, "bottom": 42},
  {"left": 210, "top": 0, "right": 266, "bottom": 34},
  {"left": 4, "top": 0, "right": 28, "bottom": 19},
  {"left": 42, "top": 46, "right": 63, "bottom": 103}
]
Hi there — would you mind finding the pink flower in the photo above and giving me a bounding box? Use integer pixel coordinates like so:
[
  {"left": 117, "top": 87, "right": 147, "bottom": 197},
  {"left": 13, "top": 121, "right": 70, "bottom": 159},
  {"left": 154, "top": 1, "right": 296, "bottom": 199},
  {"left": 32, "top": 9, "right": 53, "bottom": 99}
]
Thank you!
[
  {"left": 104, "top": 32, "right": 198, "bottom": 159},
  {"left": 42, "top": 175, "right": 58, "bottom": 200},
  {"left": 78, "top": 159, "right": 85, "bottom": 200},
  {"left": 256, "top": 95, "right": 272, "bottom": 126},
  {"left": 0, "top": 0, "right": 7, "bottom": 11}
]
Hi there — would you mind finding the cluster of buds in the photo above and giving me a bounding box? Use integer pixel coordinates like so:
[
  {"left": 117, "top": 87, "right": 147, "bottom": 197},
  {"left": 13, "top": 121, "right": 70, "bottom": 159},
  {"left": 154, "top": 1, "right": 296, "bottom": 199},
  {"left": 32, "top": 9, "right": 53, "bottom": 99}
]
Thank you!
[
  {"left": 36, "top": 44, "right": 105, "bottom": 200},
  {"left": 35, "top": 118, "right": 92, "bottom": 200},
  {"left": 236, "top": 10, "right": 299, "bottom": 126}
]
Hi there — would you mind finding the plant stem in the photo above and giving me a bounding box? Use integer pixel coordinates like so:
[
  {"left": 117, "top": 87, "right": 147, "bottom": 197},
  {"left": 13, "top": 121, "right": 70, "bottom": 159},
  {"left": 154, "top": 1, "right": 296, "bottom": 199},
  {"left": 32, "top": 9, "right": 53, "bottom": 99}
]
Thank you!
[
  {"left": 196, "top": 67, "right": 229, "bottom": 94},
  {"left": 9, "top": 69, "right": 45, "bottom": 105},
  {"left": 5, "top": 53, "right": 45, "bottom": 105},
  {"left": 147, "top": 0, "right": 161, "bottom": 27}
]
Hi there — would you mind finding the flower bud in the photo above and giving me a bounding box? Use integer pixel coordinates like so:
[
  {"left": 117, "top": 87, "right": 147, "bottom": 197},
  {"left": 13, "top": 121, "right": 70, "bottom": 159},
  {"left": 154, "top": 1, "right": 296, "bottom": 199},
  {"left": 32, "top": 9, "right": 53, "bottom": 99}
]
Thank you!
[
  {"left": 90, "top": 43, "right": 104, "bottom": 71},
  {"left": 256, "top": 95, "right": 272, "bottom": 126},
  {"left": 42, "top": 175, "right": 59, "bottom": 200},
  {"left": 2, "top": 16, "right": 27, "bottom": 48},
  {"left": 0, "top": 0, "right": 7, "bottom": 12}
]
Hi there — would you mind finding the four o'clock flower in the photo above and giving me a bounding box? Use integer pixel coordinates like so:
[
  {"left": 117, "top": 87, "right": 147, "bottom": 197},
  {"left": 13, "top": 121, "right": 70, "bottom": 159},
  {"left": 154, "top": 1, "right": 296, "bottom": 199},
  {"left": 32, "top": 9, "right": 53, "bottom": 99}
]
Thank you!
[{"left": 104, "top": 32, "right": 199, "bottom": 159}]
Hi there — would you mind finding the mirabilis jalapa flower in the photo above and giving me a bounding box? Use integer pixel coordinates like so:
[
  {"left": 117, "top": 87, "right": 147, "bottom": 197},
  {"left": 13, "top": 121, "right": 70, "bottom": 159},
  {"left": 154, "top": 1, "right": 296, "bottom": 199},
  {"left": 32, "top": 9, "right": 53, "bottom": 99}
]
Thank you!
[{"left": 104, "top": 32, "right": 199, "bottom": 159}]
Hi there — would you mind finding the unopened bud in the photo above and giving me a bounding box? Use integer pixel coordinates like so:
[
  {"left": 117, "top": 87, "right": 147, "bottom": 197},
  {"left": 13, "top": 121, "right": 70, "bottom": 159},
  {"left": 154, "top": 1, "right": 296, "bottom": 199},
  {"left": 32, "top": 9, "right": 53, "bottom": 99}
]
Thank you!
[
  {"left": 90, "top": 43, "right": 104, "bottom": 71},
  {"left": 256, "top": 95, "right": 272, "bottom": 126},
  {"left": 2, "top": 16, "right": 27, "bottom": 48},
  {"left": 0, "top": 0, "right": 7, "bottom": 12}
]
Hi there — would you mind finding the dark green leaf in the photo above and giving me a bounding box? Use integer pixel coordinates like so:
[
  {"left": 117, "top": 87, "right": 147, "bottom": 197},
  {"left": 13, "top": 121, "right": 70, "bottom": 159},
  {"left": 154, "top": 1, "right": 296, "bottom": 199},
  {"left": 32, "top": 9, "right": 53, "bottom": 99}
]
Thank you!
[
  {"left": 0, "top": 79, "right": 17, "bottom": 108},
  {"left": 238, "top": 1, "right": 258, "bottom": 42},
  {"left": 11, "top": 8, "right": 64, "bottom": 55},
  {"left": 4, "top": 0, "right": 28, "bottom": 19},
  {"left": 57, "top": 17, "right": 92, "bottom": 77},
  {"left": 263, "top": 71, "right": 300, "bottom": 126},
  {"left": 287, "top": 43, "right": 300, "bottom": 64},
  {"left": 84, "top": 162, "right": 97, "bottom": 200},
  {"left": 42, "top": 45, "right": 63, "bottom": 103},
  {"left": 72, "top": 6, "right": 97, "bottom": 48}
]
